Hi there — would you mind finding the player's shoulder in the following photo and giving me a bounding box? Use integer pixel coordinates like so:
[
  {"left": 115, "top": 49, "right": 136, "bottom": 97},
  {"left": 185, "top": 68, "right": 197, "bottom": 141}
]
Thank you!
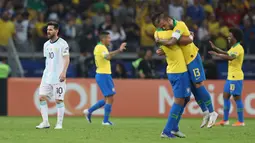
[
  {"left": 58, "top": 38, "right": 68, "bottom": 46},
  {"left": 236, "top": 44, "right": 244, "bottom": 52},
  {"left": 43, "top": 40, "right": 51, "bottom": 47},
  {"left": 176, "top": 20, "right": 186, "bottom": 27}
]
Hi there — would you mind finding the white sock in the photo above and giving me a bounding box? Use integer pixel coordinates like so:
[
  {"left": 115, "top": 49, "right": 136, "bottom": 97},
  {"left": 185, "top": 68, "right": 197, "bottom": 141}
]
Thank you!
[
  {"left": 40, "top": 101, "right": 48, "bottom": 122},
  {"left": 57, "top": 102, "right": 65, "bottom": 125}
]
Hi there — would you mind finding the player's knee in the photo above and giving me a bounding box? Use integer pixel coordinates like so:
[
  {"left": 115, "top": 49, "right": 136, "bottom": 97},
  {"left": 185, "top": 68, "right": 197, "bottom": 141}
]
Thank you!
[
  {"left": 194, "top": 82, "right": 203, "bottom": 88},
  {"left": 55, "top": 99, "right": 63, "bottom": 104},
  {"left": 233, "top": 95, "right": 241, "bottom": 101},
  {"left": 39, "top": 96, "right": 47, "bottom": 101},
  {"left": 174, "top": 98, "right": 185, "bottom": 106},
  {"left": 105, "top": 95, "right": 114, "bottom": 104},
  {"left": 223, "top": 92, "right": 231, "bottom": 99}
]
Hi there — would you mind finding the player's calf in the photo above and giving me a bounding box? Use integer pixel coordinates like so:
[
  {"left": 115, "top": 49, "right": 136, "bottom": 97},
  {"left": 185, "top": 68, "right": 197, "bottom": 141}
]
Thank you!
[
  {"left": 55, "top": 99, "right": 65, "bottom": 129},
  {"left": 102, "top": 96, "right": 114, "bottom": 124}
]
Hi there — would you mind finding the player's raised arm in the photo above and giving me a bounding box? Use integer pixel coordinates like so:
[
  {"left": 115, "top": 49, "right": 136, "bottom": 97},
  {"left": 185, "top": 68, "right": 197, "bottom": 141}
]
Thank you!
[
  {"left": 104, "top": 43, "right": 126, "bottom": 60},
  {"left": 208, "top": 41, "right": 235, "bottom": 61},
  {"left": 209, "top": 41, "right": 228, "bottom": 55}
]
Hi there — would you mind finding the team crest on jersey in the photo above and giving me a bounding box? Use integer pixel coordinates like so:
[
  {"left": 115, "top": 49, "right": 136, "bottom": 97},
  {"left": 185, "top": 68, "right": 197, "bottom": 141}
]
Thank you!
[{"left": 175, "top": 30, "right": 181, "bottom": 33}]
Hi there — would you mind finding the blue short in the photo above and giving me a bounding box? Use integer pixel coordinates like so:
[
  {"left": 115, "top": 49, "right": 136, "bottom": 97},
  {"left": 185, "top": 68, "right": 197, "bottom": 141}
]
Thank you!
[
  {"left": 224, "top": 80, "right": 243, "bottom": 96},
  {"left": 187, "top": 53, "right": 206, "bottom": 83},
  {"left": 96, "top": 74, "right": 116, "bottom": 97},
  {"left": 167, "top": 72, "right": 191, "bottom": 98}
]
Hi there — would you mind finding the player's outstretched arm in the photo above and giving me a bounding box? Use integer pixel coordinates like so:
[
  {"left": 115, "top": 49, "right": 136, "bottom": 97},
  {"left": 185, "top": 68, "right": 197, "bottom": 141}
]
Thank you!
[
  {"left": 104, "top": 43, "right": 126, "bottom": 60},
  {"left": 209, "top": 41, "right": 228, "bottom": 55},
  {"left": 208, "top": 51, "right": 236, "bottom": 61}
]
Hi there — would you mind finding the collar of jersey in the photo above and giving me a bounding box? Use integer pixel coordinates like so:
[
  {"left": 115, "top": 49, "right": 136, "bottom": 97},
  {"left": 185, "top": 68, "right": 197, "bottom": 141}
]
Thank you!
[
  {"left": 172, "top": 19, "right": 177, "bottom": 29},
  {"left": 232, "top": 42, "right": 240, "bottom": 48},
  {"left": 156, "top": 28, "right": 164, "bottom": 31},
  {"left": 50, "top": 37, "right": 59, "bottom": 44},
  {"left": 97, "top": 42, "right": 105, "bottom": 46}
]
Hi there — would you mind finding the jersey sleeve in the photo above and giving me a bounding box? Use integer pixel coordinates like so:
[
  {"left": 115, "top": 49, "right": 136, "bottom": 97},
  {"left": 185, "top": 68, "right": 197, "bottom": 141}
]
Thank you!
[
  {"left": 172, "top": 21, "right": 190, "bottom": 40},
  {"left": 229, "top": 46, "right": 242, "bottom": 58},
  {"left": 62, "top": 41, "right": 70, "bottom": 56},
  {"left": 101, "top": 46, "right": 109, "bottom": 59},
  {"left": 43, "top": 44, "right": 47, "bottom": 57}
]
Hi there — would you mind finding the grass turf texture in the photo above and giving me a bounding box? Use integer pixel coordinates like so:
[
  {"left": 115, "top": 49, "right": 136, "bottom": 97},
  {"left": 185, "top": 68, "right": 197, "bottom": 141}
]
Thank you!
[{"left": 0, "top": 117, "right": 254, "bottom": 143}]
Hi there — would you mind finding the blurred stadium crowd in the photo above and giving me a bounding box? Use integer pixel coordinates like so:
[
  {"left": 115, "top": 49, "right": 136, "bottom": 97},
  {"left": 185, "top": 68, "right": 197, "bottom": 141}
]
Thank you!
[{"left": 0, "top": 0, "right": 255, "bottom": 79}]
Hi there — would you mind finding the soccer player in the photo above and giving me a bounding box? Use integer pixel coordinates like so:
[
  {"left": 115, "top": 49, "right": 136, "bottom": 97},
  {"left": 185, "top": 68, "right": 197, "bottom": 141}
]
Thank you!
[
  {"left": 83, "top": 31, "right": 126, "bottom": 125},
  {"left": 153, "top": 27, "right": 191, "bottom": 138},
  {"left": 154, "top": 12, "right": 218, "bottom": 128},
  {"left": 36, "top": 22, "right": 70, "bottom": 129},
  {"left": 209, "top": 28, "right": 245, "bottom": 126}
]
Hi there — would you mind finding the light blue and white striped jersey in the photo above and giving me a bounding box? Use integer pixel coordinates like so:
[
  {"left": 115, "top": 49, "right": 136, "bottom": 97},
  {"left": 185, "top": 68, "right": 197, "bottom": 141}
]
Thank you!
[{"left": 42, "top": 38, "right": 69, "bottom": 84}]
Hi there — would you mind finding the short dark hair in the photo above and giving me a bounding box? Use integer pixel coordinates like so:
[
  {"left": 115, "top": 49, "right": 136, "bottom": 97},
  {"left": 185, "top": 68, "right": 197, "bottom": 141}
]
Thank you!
[
  {"left": 229, "top": 28, "right": 243, "bottom": 42},
  {"left": 150, "top": 12, "right": 169, "bottom": 26},
  {"left": 99, "top": 31, "right": 110, "bottom": 40},
  {"left": 47, "top": 21, "right": 59, "bottom": 30}
]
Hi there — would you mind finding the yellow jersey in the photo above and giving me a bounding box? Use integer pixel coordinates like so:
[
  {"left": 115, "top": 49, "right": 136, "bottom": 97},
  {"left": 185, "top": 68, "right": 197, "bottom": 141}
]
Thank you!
[
  {"left": 172, "top": 20, "right": 199, "bottom": 65},
  {"left": 155, "top": 29, "right": 187, "bottom": 73},
  {"left": 227, "top": 42, "right": 244, "bottom": 80},
  {"left": 0, "top": 19, "right": 15, "bottom": 46},
  {"left": 94, "top": 42, "right": 111, "bottom": 74}
]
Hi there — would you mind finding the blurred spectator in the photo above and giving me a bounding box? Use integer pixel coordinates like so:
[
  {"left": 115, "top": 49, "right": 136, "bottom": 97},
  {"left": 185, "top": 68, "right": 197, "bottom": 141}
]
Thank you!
[
  {"left": 64, "top": 16, "right": 80, "bottom": 52},
  {"left": 207, "top": 13, "right": 219, "bottom": 39},
  {"left": 140, "top": 15, "right": 156, "bottom": 51},
  {"left": 201, "top": 0, "right": 214, "bottom": 17},
  {"left": 241, "top": 18, "right": 255, "bottom": 54},
  {"left": 132, "top": 50, "right": 145, "bottom": 78},
  {"left": 79, "top": 16, "right": 97, "bottom": 54},
  {"left": 197, "top": 20, "right": 210, "bottom": 58},
  {"left": 34, "top": 12, "right": 47, "bottom": 51},
  {"left": 222, "top": 5, "right": 242, "bottom": 27},
  {"left": 123, "top": 16, "right": 140, "bottom": 52},
  {"left": 0, "top": 57, "right": 11, "bottom": 78},
  {"left": 0, "top": 11, "right": 16, "bottom": 51},
  {"left": 98, "top": 14, "right": 112, "bottom": 33},
  {"left": 138, "top": 49, "right": 155, "bottom": 79},
  {"left": 186, "top": 0, "right": 205, "bottom": 26},
  {"left": 26, "top": 0, "right": 46, "bottom": 12},
  {"left": 107, "top": 24, "right": 126, "bottom": 51},
  {"left": 14, "top": 12, "right": 31, "bottom": 52},
  {"left": 168, "top": 0, "right": 184, "bottom": 21},
  {"left": 114, "top": 62, "right": 127, "bottom": 79}
]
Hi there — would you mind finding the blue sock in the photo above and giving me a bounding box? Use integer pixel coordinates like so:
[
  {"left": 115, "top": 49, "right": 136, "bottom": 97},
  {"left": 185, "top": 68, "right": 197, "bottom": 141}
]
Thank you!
[
  {"left": 196, "top": 86, "right": 214, "bottom": 113},
  {"left": 164, "top": 103, "right": 183, "bottom": 133},
  {"left": 223, "top": 98, "right": 231, "bottom": 121},
  {"left": 173, "top": 98, "right": 189, "bottom": 131},
  {"left": 191, "top": 84, "right": 207, "bottom": 112},
  {"left": 235, "top": 99, "right": 244, "bottom": 122},
  {"left": 104, "top": 104, "right": 112, "bottom": 122},
  {"left": 88, "top": 99, "right": 105, "bottom": 113}
]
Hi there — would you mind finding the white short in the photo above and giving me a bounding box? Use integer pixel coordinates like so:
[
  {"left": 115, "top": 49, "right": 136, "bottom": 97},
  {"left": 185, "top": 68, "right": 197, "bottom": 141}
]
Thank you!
[{"left": 39, "top": 81, "right": 66, "bottom": 100}]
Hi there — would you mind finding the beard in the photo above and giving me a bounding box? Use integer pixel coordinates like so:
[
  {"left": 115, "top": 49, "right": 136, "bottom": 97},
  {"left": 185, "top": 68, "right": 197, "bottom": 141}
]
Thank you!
[{"left": 47, "top": 33, "right": 56, "bottom": 39}]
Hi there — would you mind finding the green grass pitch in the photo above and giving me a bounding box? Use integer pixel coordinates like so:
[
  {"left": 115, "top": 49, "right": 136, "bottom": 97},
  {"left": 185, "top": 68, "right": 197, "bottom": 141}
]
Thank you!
[{"left": 0, "top": 117, "right": 254, "bottom": 143}]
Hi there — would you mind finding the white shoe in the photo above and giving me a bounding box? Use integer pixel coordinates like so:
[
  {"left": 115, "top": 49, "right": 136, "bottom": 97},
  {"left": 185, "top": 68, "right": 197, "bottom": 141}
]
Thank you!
[
  {"left": 54, "top": 123, "right": 63, "bottom": 129},
  {"left": 200, "top": 111, "right": 210, "bottom": 128},
  {"left": 102, "top": 121, "right": 113, "bottom": 126},
  {"left": 36, "top": 121, "right": 50, "bottom": 129},
  {"left": 171, "top": 131, "right": 186, "bottom": 138},
  {"left": 207, "top": 112, "right": 218, "bottom": 128},
  {"left": 83, "top": 109, "right": 92, "bottom": 123}
]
